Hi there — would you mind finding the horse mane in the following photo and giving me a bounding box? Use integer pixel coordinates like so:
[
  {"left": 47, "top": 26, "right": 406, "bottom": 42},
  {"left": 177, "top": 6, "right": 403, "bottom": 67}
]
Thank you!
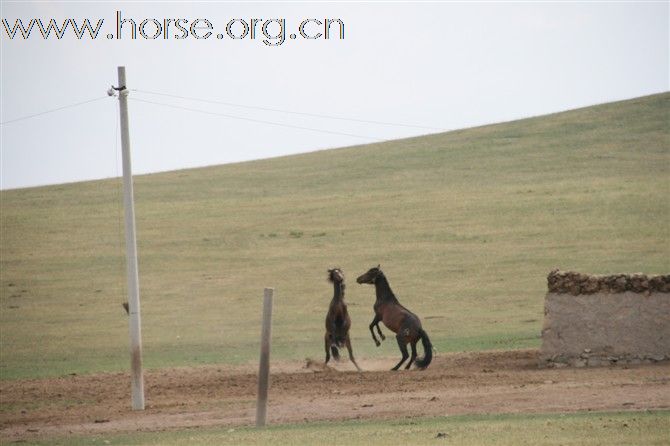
[{"left": 374, "top": 270, "right": 400, "bottom": 303}]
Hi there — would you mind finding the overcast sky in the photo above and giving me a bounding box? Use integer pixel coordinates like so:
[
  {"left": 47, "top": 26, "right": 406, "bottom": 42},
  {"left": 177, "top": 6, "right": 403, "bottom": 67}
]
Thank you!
[{"left": 1, "top": 1, "right": 668, "bottom": 190}]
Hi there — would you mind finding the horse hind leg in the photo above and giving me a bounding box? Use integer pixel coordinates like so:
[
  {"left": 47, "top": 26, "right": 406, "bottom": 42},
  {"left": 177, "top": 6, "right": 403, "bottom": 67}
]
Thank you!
[
  {"left": 405, "top": 339, "right": 418, "bottom": 370},
  {"left": 391, "top": 334, "right": 410, "bottom": 371},
  {"left": 345, "top": 336, "right": 362, "bottom": 372}
]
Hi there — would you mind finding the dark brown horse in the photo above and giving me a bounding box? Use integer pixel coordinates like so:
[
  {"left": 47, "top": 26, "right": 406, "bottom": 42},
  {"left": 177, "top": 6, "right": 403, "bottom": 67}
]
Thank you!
[
  {"left": 356, "top": 265, "right": 433, "bottom": 370},
  {"left": 324, "top": 268, "right": 362, "bottom": 371}
]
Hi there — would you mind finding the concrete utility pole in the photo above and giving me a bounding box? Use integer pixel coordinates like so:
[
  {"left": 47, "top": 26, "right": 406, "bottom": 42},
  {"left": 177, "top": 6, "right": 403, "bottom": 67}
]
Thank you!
[{"left": 116, "top": 66, "right": 145, "bottom": 411}]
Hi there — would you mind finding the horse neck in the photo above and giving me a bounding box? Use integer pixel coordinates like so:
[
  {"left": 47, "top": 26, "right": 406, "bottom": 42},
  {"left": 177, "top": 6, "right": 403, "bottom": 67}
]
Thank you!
[
  {"left": 374, "top": 275, "right": 398, "bottom": 303},
  {"left": 331, "top": 281, "right": 345, "bottom": 302}
]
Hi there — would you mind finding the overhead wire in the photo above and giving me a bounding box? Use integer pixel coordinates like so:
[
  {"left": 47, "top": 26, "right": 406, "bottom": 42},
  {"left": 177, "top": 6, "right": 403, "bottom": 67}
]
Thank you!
[
  {"left": 129, "top": 97, "right": 384, "bottom": 141},
  {"left": 1, "top": 89, "right": 444, "bottom": 146},
  {"left": 132, "top": 88, "right": 445, "bottom": 132},
  {"left": 0, "top": 96, "right": 109, "bottom": 125},
  {"left": 1, "top": 90, "right": 444, "bottom": 142}
]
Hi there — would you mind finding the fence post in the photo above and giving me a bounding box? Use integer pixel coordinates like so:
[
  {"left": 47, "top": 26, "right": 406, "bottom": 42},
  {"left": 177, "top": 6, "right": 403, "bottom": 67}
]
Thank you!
[{"left": 256, "top": 287, "right": 274, "bottom": 427}]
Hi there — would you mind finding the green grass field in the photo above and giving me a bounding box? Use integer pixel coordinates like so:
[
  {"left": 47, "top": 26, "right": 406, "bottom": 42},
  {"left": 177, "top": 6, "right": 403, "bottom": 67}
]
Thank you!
[
  {"left": 1, "top": 92, "right": 668, "bottom": 380},
  {"left": 23, "top": 411, "right": 670, "bottom": 446}
]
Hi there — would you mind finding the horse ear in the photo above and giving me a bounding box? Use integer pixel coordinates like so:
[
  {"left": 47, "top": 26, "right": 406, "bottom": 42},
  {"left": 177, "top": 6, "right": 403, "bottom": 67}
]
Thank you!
[{"left": 377, "top": 264, "right": 381, "bottom": 269}]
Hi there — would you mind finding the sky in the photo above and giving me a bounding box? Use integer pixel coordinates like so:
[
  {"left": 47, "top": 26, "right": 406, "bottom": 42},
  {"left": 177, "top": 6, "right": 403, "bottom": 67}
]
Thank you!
[{"left": 1, "top": 1, "right": 668, "bottom": 190}]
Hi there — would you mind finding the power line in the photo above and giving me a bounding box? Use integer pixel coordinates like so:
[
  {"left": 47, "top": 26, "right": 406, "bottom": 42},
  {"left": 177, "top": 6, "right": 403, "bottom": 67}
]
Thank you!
[
  {"left": 0, "top": 89, "right": 439, "bottom": 143},
  {"left": 129, "top": 97, "right": 384, "bottom": 141},
  {"left": 132, "top": 88, "right": 444, "bottom": 132},
  {"left": 0, "top": 96, "right": 109, "bottom": 125}
]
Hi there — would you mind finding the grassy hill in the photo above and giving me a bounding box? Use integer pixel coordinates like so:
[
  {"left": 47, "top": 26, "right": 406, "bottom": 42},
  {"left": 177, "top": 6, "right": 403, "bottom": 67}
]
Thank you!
[{"left": 1, "top": 92, "right": 668, "bottom": 379}]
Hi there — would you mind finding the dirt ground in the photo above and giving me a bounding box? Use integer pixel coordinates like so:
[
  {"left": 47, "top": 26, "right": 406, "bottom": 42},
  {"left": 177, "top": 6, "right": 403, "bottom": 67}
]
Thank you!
[{"left": 1, "top": 349, "right": 669, "bottom": 442}]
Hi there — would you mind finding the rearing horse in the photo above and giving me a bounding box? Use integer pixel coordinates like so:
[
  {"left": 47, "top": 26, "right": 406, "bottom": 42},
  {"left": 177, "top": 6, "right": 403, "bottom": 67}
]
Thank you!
[
  {"left": 324, "top": 268, "right": 362, "bottom": 371},
  {"left": 356, "top": 265, "right": 433, "bottom": 370}
]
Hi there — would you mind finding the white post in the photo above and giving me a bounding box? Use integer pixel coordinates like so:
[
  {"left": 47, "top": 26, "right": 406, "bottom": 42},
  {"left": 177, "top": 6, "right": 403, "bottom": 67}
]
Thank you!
[
  {"left": 256, "top": 287, "right": 274, "bottom": 427},
  {"left": 117, "top": 66, "right": 145, "bottom": 411}
]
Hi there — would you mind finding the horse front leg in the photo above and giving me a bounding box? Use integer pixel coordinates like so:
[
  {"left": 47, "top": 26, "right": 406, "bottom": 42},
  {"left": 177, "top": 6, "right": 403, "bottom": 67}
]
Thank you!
[
  {"left": 376, "top": 323, "right": 385, "bottom": 341},
  {"left": 330, "top": 323, "right": 339, "bottom": 347},
  {"left": 369, "top": 315, "right": 382, "bottom": 346}
]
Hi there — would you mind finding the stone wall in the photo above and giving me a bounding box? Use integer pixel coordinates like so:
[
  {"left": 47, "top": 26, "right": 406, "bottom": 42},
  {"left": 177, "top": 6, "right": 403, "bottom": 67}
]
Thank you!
[{"left": 540, "top": 270, "right": 670, "bottom": 367}]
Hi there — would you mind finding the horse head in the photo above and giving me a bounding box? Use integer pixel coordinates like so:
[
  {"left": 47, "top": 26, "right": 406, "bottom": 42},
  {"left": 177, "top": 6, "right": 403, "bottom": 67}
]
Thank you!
[
  {"left": 327, "top": 267, "right": 345, "bottom": 284},
  {"left": 356, "top": 265, "right": 383, "bottom": 284}
]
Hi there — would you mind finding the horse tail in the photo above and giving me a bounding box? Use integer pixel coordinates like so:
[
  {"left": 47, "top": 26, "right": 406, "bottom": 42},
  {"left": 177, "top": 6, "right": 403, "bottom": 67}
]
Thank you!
[
  {"left": 414, "top": 328, "right": 433, "bottom": 369},
  {"left": 331, "top": 345, "right": 340, "bottom": 361}
]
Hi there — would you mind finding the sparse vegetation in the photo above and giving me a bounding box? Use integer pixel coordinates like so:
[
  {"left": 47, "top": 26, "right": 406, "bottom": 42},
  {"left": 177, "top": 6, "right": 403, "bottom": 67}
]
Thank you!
[{"left": 24, "top": 411, "right": 670, "bottom": 446}]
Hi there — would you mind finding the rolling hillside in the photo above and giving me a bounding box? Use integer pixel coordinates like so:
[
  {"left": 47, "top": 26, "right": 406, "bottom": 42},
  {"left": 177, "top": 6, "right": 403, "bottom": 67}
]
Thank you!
[{"left": 1, "top": 92, "right": 668, "bottom": 379}]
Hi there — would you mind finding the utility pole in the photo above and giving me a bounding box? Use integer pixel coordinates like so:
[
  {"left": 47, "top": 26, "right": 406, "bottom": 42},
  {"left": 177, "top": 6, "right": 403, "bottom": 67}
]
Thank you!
[{"left": 115, "top": 66, "right": 145, "bottom": 411}]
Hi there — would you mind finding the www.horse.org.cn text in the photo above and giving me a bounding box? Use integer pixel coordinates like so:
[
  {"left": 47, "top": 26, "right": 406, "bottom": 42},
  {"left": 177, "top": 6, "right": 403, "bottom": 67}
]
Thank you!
[{"left": 1, "top": 11, "right": 346, "bottom": 46}]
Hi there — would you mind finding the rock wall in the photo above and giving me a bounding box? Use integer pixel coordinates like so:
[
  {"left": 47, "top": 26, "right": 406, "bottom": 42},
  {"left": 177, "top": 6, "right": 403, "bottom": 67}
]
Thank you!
[{"left": 540, "top": 270, "right": 670, "bottom": 367}]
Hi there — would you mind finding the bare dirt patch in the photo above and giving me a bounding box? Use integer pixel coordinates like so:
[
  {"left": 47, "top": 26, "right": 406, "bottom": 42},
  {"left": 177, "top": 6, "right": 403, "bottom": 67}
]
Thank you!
[{"left": 1, "top": 349, "right": 669, "bottom": 442}]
